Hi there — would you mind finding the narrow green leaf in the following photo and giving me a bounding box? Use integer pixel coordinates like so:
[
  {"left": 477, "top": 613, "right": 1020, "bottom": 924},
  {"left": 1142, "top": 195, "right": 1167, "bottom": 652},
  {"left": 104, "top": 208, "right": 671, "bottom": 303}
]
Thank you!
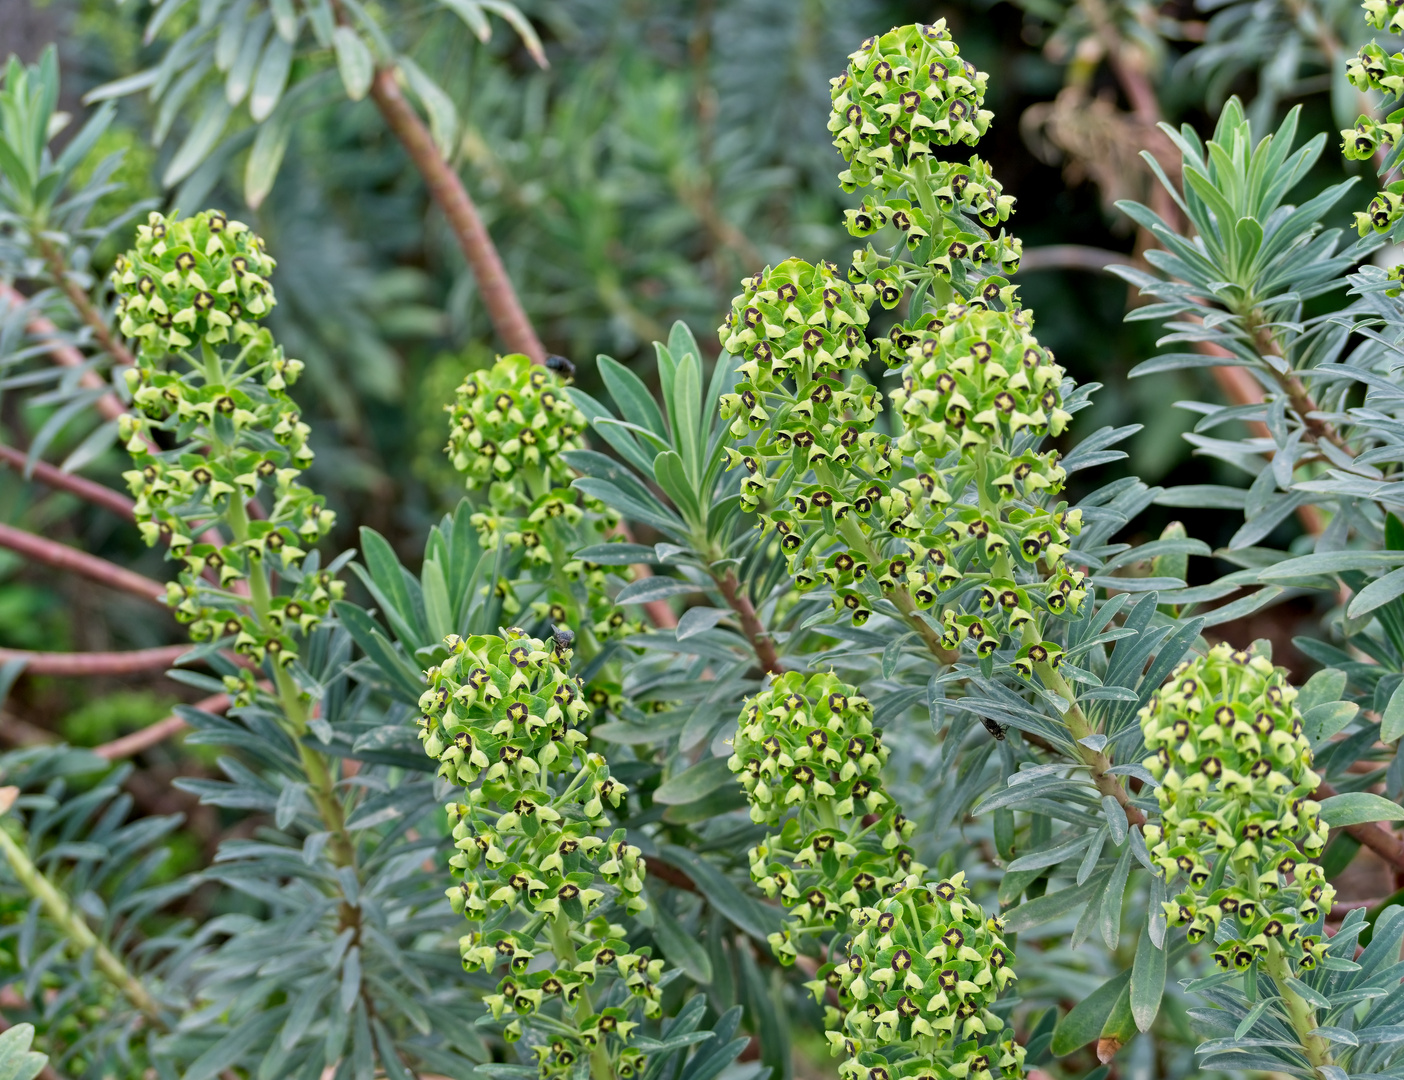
[
  {"left": 244, "top": 102, "right": 293, "bottom": 207},
  {"left": 657, "top": 844, "right": 781, "bottom": 941},
  {"left": 670, "top": 349, "right": 703, "bottom": 484},
  {"left": 1259, "top": 550, "right": 1404, "bottom": 580},
  {"left": 1302, "top": 701, "right": 1359, "bottom": 745},
  {"left": 226, "top": 12, "right": 271, "bottom": 106},
  {"left": 654, "top": 450, "right": 702, "bottom": 526},
  {"left": 249, "top": 34, "right": 293, "bottom": 120},
  {"left": 1297, "top": 668, "right": 1346, "bottom": 714},
  {"left": 1051, "top": 969, "right": 1131, "bottom": 1056},
  {"left": 1101, "top": 842, "right": 1132, "bottom": 949},
  {"left": 1129, "top": 921, "right": 1166, "bottom": 1032},
  {"left": 333, "top": 601, "right": 424, "bottom": 703},
  {"left": 332, "top": 27, "right": 373, "bottom": 101},
  {"left": 1002, "top": 872, "right": 1107, "bottom": 932},
  {"left": 572, "top": 543, "right": 655, "bottom": 565},
  {"left": 616, "top": 577, "right": 695, "bottom": 605},
  {"left": 1320, "top": 792, "right": 1404, "bottom": 827},
  {"left": 1099, "top": 982, "right": 1137, "bottom": 1056},
  {"left": 268, "top": 0, "right": 298, "bottom": 39},
  {"left": 1006, "top": 833, "right": 1096, "bottom": 873},
  {"left": 163, "top": 90, "right": 233, "bottom": 186},
  {"left": 738, "top": 946, "right": 790, "bottom": 1080},
  {"left": 1349, "top": 567, "right": 1404, "bottom": 618},
  {"left": 1383, "top": 679, "right": 1404, "bottom": 743},
  {"left": 882, "top": 632, "right": 915, "bottom": 678},
  {"left": 650, "top": 897, "right": 713, "bottom": 983},
  {"left": 399, "top": 59, "right": 457, "bottom": 156},
  {"left": 660, "top": 784, "right": 747, "bottom": 824},
  {"left": 421, "top": 558, "right": 453, "bottom": 644},
  {"left": 185, "top": 1011, "right": 285, "bottom": 1080},
  {"left": 478, "top": 0, "right": 548, "bottom": 66},
  {"left": 654, "top": 757, "right": 734, "bottom": 806},
  {"left": 676, "top": 607, "right": 728, "bottom": 640},
  {"left": 436, "top": 0, "right": 491, "bottom": 39},
  {"left": 599, "top": 354, "right": 668, "bottom": 438},
  {"left": 359, "top": 527, "right": 420, "bottom": 637},
  {"left": 1387, "top": 512, "right": 1404, "bottom": 551}
]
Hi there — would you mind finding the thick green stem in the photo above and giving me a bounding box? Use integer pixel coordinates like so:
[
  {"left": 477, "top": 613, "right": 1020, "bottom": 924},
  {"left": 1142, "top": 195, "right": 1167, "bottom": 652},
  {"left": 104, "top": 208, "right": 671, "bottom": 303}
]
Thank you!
[
  {"left": 813, "top": 463, "right": 956, "bottom": 665},
  {"left": 1265, "top": 942, "right": 1331, "bottom": 1068},
  {"left": 0, "top": 823, "right": 163, "bottom": 1024},
  {"left": 1037, "top": 662, "right": 1145, "bottom": 827},
  {"left": 552, "top": 917, "right": 613, "bottom": 1080},
  {"left": 228, "top": 492, "right": 358, "bottom": 871}
]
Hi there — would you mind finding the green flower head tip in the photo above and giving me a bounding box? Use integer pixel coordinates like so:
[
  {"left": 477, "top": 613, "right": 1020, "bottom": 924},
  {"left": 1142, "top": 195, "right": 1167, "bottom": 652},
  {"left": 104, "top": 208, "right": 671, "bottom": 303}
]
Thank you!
[
  {"left": 829, "top": 22, "right": 993, "bottom": 193},
  {"left": 719, "top": 258, "right": 873, "bottom": 391},
  {"left": 830, "top": 871, "right": 1024, "bottom": 1080},
  {"left": 447, "top": 354, "right": 587, "bottom": 491},
  {"left": 1140, "top": 642, "right": 1332, "bottom": 974},
  {"left": 112, "top": 210, "right": 276, "bottom": 354}
]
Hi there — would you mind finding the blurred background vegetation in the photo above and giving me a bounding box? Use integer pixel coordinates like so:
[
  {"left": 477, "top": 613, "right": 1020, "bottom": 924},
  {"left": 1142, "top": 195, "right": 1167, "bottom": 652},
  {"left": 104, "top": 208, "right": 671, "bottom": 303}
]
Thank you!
[{"left": 0, "top": 0, "right": 1387, "bottom": 1031}]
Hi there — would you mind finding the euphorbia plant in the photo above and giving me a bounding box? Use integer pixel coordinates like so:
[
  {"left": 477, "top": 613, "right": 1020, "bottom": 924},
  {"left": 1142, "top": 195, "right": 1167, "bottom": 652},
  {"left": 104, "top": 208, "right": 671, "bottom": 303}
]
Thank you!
[{"left": 5, "top": 10, "right": 1404, "bottom": 1080}]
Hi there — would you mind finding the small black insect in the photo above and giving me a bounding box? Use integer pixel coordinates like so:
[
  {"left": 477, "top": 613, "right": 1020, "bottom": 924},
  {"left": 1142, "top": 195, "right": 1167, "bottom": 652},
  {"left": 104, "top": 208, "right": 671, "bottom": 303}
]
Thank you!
[
  {"left": 552, "top": 626, "right": 575, "bottom": 656},
  {"left": 980, "top": 716, "right": 1007, "bottom": 741},
  {"left": 545, "top": 354, "right": 576, "bottom": 379}
]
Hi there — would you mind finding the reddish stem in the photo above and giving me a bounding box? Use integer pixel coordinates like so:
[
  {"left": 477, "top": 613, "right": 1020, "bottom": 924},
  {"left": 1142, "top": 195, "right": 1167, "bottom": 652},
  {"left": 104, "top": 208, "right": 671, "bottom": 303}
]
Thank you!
[
  {"left": 1192, "top": 336, "right": 1326, "bottom": 535},
  {"left": 715, "top": 568, "right": 782, "bottom": 674},
  {"left": 0, "top": 442, "right": 136, "bottom": 520},
  {"left": 368, "top": 67, "right": 546, "bottom": 363},
  {"left": 0, "top": 644, "right": 188, "bottom": 676},
  {"left": 34, "top": 237, "right": 135, "bottom": 370},
  {"left": 0, "top": 522, "right": 165, "bottom": 604},
  {"left": 94, "top": 692, "right": 230, "bottom": 760},
  {"left": 0, "top": 283, "right": 131, "bottom": 424}
]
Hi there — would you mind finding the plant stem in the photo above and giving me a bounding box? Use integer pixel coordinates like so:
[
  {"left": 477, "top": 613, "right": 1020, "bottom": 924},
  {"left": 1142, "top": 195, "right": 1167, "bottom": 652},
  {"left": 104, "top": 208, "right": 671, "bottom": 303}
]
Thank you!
[
  {"left": 0, "top": 644, "right": 189, "bottom": 676},
  {"left": 0, "top": 441, "right": 137, "bottom": 520},
  {"left": 1245, "top": 309, "right": 1352, "bottom": 458},
  {"left": 0, "top": 818, "right": 163, "bottom": 1024},
  {"left": 551, "top": 917, "right": 613, "bottom": 1080},
  {"left": 1036, "top": 662, "right": 1145, "bottom": 827},
  {"left": 1264, "top": 942, "right": 1331, "bottom": 1068},
  {"left": 367, "top": 67, "right": 546, "bottom": 363},
  {"left": 812, "top": 463, "right": 957, "bottom": 666},
  {"left": 33, "top": 238, "right": 135, "bottom": 369},
  {"left": 0, "top": 522, "right": 165, "bottom": 604},
  {"left": 226, "top": 497, "right": 359, "bottom": 872},
  {"left": 713, "top": 567, "right": 783, "bottom": 674}
]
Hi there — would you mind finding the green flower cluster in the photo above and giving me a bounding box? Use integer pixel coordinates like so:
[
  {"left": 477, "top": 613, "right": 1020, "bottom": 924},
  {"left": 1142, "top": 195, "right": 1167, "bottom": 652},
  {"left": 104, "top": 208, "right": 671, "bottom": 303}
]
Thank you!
[
  {"left": 828, "top": 873, "right": 1024, "bottom": 1080},
  {"left": 720, "top": 286, "right": 1086, "bottom": 669},
  {"left": 446, "top": 355, "right": 640, "bottom": 654},
  {"left": 448, "top": 354, "right": 586, "bottom": 491},
  {"left": 1362, "top": 0, "right": 1404, "bottom": 37},
  {"left": 719, "top": 23, "right": 1082, "bottom": 674},
  {"left": 728, "top": 671, "right": 919, "bottom": 962},
  {"left": 888, "top": 304, "right": 1086, "bottom": 670},
  {"left": 831, "top": 21, "right": 1021, "bottom": 302},
  {"left": 727, "top": 672, "right": 1023, "bottom": 1080},
  {"left": 1141, "top": 643, "right": 1332, "bottom": 974},
  {"left": 113, "top": 210, "right": 341, "bottom": 669},
  {"left": 419, "top": 629, "right": 661, "bottom": 1077},
  {"left": 112, "top": 209, "right": 276, "bottom": 353},
  {"left": 1345, "top": 14, "right": 1404, "bottom": 240},
  {"left": 718, "top": 258, "right": 874, "bottom": 399},
  {"left": 828, "top": 23, "right": 992, "bottom": 193}
]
